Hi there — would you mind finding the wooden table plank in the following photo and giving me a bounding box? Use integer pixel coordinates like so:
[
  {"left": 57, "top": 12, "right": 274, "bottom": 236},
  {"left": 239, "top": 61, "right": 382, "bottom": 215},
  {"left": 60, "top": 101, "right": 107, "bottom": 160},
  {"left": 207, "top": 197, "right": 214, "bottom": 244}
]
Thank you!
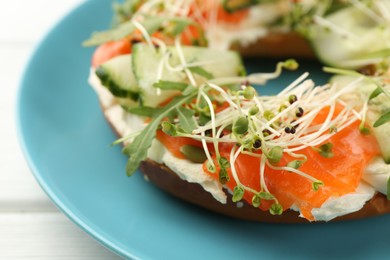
[
  {"left": 0, "top": 1, "right": 124, "bottom": 259},
  {"left": 0, "top": 213, "right": 121, "bottom": 259}
]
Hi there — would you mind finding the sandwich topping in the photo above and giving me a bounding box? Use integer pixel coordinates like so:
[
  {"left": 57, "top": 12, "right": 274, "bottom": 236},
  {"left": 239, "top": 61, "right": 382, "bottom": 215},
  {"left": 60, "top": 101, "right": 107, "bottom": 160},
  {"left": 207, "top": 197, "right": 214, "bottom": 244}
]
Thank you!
[{"left": 85, "top": 0, "right": 390, "bottom": 221}]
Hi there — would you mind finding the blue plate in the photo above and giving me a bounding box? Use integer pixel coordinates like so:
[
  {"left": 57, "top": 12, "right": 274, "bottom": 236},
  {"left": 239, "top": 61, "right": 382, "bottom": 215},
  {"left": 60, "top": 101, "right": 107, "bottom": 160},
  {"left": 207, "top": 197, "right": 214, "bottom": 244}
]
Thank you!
[{"left": 17, "top": 0, "right": 390, "bottom": 259}]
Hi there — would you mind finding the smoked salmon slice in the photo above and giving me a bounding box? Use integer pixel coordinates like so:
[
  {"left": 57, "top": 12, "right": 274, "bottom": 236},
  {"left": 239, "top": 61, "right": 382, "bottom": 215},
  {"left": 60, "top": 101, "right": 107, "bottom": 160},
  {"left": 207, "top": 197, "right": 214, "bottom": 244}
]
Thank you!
[{"left": 157, "top": 105, "right": 380, "bottom": 221}]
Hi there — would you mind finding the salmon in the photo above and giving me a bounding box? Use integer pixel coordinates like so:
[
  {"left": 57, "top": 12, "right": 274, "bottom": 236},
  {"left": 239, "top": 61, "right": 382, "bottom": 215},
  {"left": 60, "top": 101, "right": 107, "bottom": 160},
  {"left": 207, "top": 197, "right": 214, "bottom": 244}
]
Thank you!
[
  {"left": 158, "top": 105, "right": 380, "bottom": 221},
  {"left": 212, "top": 121, "right": 379, "bottom": 221},
  {"left": 91, "top": 1, "right": 249, "bottom": 66}
]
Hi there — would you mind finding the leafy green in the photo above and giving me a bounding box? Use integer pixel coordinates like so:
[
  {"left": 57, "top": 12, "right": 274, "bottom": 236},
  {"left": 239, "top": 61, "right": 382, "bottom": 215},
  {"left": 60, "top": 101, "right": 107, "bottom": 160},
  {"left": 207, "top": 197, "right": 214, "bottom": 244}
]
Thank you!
[
  {"left": 180, "top": 145, "right": 207, "bottom": 163},
  {"left": 317, "top": 142, "right": 334, "bottom": 158},
  {"left": 153, "top": 80, "right": 189, "bottom": 91},
  {"left": 258, "top": 191, "right": 275, "bottom": 200},
  {"left": 83, "top": 16, "right": 164, "bottom": 47},
  {"left": 112, "top": 0, "right": 142, "bottom": 27},
  {"left": 252, "top": 194, "right": 261, "bottom": 207},
  {"left": 373, "top": 110, "right": 390, "bottom": 128},
  {"left": 266, "top": 146, "right": 283, "bottom": 164},
  {"left": 218, "top": 156, "right": 230, "bottom": 169},
  {"left": 176, "top": 106, "right": 197, "bottom": 133},
  {"left": 287, "top": 160, "right": 303, "bottom": 169},
  {"left": 232, "top": 186, "right": 245, "bottom": 202},
  {"left": 369, "top": 86, "right": 384, "bottom": 101},
  {"left": 124, "top": 106, "right": 160, "bottom": 117},
  {"left": 166, "top": 18, "right": 194, "bottom": 36},
  {"left": 188, "top": 66, "right": 214, "bottom": 80},
  {"left": 218, "top": 168, "right": 230, "bottom": 184},
  {"left": 233, "top": 117, "right": 249, "bottom": 135},
  {"left": 161, "top": 122, "right": 178, "bottom": 136},
  {"left": 123, "top": 91, "right": 197, "bottom": 176}
]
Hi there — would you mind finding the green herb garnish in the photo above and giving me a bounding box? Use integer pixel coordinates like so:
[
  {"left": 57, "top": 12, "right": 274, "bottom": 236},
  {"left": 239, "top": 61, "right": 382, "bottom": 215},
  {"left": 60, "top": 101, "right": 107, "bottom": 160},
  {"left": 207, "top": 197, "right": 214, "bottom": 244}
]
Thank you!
[
  {"left": 269, "top": 203, "right": 283, "bottom": 215},
  {"left": 153, "top": 80, "right": 189, "bottom": 91},
  {"left": 123, "top": 91, "right": 197, "bottom": 176},
  {"left": 232, "top": 186, "right": 245, "bottom": 202},
  {"left": 188, "top": 66, "right": 214, "bottom": 80}
]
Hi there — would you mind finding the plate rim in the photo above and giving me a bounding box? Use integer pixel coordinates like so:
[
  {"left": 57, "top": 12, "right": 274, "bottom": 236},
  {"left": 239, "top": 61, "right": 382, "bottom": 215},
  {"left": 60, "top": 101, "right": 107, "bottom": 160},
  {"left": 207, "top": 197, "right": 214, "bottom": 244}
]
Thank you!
[{"left": 15, "top": 1, "right": 133, "bottom": 258}]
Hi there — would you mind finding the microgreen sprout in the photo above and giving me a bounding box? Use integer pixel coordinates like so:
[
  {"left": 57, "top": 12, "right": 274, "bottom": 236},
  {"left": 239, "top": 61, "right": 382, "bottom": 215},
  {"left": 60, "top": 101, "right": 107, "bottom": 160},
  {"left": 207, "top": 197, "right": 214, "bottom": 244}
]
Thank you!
[
  {"left": 249, "top": 106, "right": 259, "bottom": 116},
  {"left": 263, "top": 110, "right": 275, "bottom": 121},
  {"left": 243, "top": 86, "right": 256, "bottom": 100},
  {"left": 219, "top": 168, "right": 230, "bottom": 184},
  {"left": 295, "top": 107, "right": 304, "bottom": 117},
  {"left": 252, "top": 139, "right": 262, "bottom": 150},
  {"left": 233, "top": 117, "right": 249, "bottom": 135},
  {"left": 312, "top": 180, "right": 324, "bottom": 192},
  {"left": 161, "top": 121, "right": 178, "bottom": 136},
  {"left": 329, "top": 125, "right": 338, "bottom": 133},
  {"left": 283, "top": 59, "right": 299, "bottom": 70},
  {"left": 259, "top": 191, "right": 275, "bottom": 200},
  {"left": 266, "top": 146, "right": 283, "bottom": 164},
  {"left": 359, "top": 124, "right": 371, "bottom": 135},
  {"left": 206, "top": 160, "right": 216, "bottom": 173},
  {"left": 218, "top": 156, "right": 230, "bottom": 169},
  {"left": 288, "top": 94, "right": 298, "bottom": 104},
  {"left": 287, "top": 160, "right": 304, "bottom": 169},
  {"left": 270, "top": 203, "right": 283, "bottom": 215},
  {"left": 232, "top": 186, "right": 245, "bottom": 202},
  {"left": 252, "top": 194, "right": 261, "bottom": 207},
  {"left": 316, "top": 142, "right": 334, "bottom": 158}
]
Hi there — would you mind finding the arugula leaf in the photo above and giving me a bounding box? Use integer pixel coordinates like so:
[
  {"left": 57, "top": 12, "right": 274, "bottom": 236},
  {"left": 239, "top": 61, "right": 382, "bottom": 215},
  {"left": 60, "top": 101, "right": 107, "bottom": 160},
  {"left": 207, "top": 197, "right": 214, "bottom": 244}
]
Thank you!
[
  {"left": 112, "top": 0, "right": 142, "bottom": 26},
  {"left": 373, "top": 110, "right": 390, "bottom": 128},
  {"left": 188, "top": 66, "right": 214, "bottom": 80},
  {"left": 124, "top": 106, "right": 160, "bottom": 117},
  {"left": 369, "top": 86, "right": 384, "bottom": 100},
  {"left": 168, "top": 18, "right": 194, "bottom": 36},
  {"left": 83, "top": 20, "right": 135, "bottom": 47},
  {"left": 153, "top": 80, "right": 188, "bottom": 91},
  {"left": 123, "top": 91, "right": 197, "bottom": 176},
  {"left": 176, "top": 106, "right": 197, "bottom": 133},
  {"left": 83, "top": 16, "right": 164, "bottom": 47}
]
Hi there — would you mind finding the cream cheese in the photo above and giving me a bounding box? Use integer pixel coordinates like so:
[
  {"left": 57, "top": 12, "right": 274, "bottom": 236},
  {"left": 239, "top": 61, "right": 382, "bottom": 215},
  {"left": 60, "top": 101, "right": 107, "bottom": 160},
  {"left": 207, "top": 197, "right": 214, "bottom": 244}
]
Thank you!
[
  {"left": 311, "top": 182, "right": 375, "bottom": 222},
  {"left": 362, "top": 157, "right": 390, "bottom": 195}
]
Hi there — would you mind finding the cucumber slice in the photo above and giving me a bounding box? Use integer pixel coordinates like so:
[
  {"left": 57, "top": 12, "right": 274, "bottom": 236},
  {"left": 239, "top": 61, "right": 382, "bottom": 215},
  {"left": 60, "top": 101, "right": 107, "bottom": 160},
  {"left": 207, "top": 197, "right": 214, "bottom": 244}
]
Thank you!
[
  {"left": 132, "top": 43, "right": 245, "bottom": 107},
  {"left": 308, "top": 6, "right": 390, "bottom": 68},
  {"left": 96, "top": 54, "right": 139, "bottom": 101},
  {"left": 371, "top": 121, "right": 390, "bottom": 163}
]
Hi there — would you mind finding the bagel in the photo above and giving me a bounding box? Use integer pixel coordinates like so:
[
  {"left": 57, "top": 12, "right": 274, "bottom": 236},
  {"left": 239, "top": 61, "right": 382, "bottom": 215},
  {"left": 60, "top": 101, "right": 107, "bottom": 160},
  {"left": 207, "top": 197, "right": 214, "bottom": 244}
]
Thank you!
[{"left": 85, "top": 0, "right": 390, "bottom": 222}]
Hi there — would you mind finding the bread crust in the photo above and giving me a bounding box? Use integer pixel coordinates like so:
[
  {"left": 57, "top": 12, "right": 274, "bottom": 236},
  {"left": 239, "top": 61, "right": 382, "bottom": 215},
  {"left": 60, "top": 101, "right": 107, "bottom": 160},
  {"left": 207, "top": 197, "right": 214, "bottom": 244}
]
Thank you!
[
  {"left": 232, "top": 32, "right": 316, "bottom": 59},
  {"left": 140, "top": 159, "right": 390, "bottom": 223}
]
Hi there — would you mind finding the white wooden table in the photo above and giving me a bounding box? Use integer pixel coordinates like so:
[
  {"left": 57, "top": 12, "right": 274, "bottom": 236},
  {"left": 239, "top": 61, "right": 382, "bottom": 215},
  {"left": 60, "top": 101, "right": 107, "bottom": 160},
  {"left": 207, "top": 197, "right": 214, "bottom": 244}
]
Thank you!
[{"left": 0, "top": 1, "right": 121, "bottom": 259}]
